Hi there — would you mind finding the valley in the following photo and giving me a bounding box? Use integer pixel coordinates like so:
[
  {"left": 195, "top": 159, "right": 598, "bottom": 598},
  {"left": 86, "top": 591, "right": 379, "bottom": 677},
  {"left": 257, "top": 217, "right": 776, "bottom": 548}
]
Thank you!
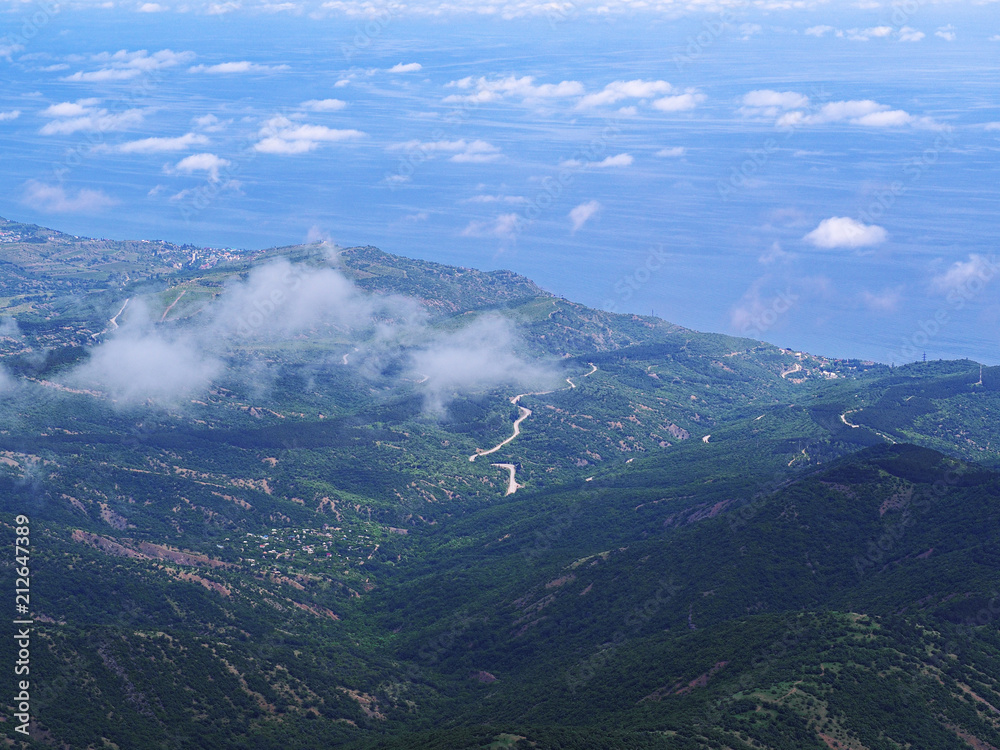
[{"left": 0, "top": 216, "right": 999, "bottom": 749}]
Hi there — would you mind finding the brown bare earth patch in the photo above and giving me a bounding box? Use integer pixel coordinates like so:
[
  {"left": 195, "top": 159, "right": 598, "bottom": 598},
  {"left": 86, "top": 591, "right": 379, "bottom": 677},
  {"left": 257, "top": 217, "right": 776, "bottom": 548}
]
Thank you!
[
  {"left": 289, "top": 600, "right": 340, "bottom": 620},
  {"left": 545, "top": 574, "right": 576, "bottom": 589},
  {"left": 947, "top": 724, "right": 999, "bottom": 750},
  {"left": 879, "top": 487, "right": 913, "bottom": 517},
  {"left": 641, "top": 661, "right": 728, "bottom": 701},
  {"left": 339, "top": 689, "right": 385, "bottom": 720},
  {"left": 170, "top": 570, "right": 231, "bottom": 597},
  {"left": 72, "top": 531, "right": 232, "bottom": 569}
]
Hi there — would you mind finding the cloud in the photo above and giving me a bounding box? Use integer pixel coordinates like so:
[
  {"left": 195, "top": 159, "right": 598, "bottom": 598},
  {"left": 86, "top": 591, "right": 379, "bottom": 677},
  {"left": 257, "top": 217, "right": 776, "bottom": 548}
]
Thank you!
[
  {"left": 651, "top": 92, "right": 705, "bottom": 112},
  {"left": 388, "top": 62, "right": 422, "bottom": 73},
  {"left": 22, "top": 180, "right": 118, "bottom": 213},
  {"left": 740, "top": 89, "right": 809, "bottom": 118},
  {"left": 70, "top": 311, "right": 223, "bottom": 405},
  {"left": 845, "top": 25, "right": 893, "bottom": 41},
  {"left": 0, "top": 110, "right": 21, "bottom": 122},
  {"left": 930, "top": 254, "right": 997, "bottom": 295},
  {"left": 409, "top": 315, "right": 555, "bottom": 415},
  {"left": 898, "top": 26, "right": 924, "bottom": 42},
  {"left": 576, "top": 79, "right": 672, "bottom": 109},
  {"left": 39, "top": 99, "right": 146, "bottom": 135},
  {"left": 861, "top": 287, "right": 902, "bottom": 312},
  {"left": 388, "top": 138, "right": 501, "bottom": 163},
  {"left": 189, "top": 61, "right": 290, "bottom": 74},
  {"left": 656, "top": 146, "right": 685, "bottom": 157},
  {"left": 301, "top": 98, "right": 347, "bottom": 111},
  {"left": 775, "top": 99, "right": 936, "bottom": 129},
  {"left": 138, "top": 2, "right": 167, "bottom": 9},
  {"left": 444, "top": 75, "right": 584, "bottom": 105},
  {"left": 62, "top": 49, "right": 195, "bottom": 81},
  {"left": 115, "top": 133, "right": 209, "bottom": 153},
  {"left": 254, "top": 115, "right": 365, "bottom": 154},
  {"left": 169, "top": 152, "right": 231, "bottom": 181},
  {"left": 569, "top": 200, "right": 601, "bottom": 233},
  {"left": 461, "top": 194, "right": 528, "bottom": 205},
  {"left": 562, "top": 153, "right": 633, "bottom": 169},
  {"left": 461, "top": 213, "right": 522, "bottom": 239},
  {"left": 0, "top": 42, "right": 25, "bottom": 60},
  {"left": 805, "top": 25, "right": 835, "bottom": 36},
  {"left": 935, "top": 25, "right": 956, "bottom": 41},
  {"left": 758, "top": 241, "right": 792, "bottom": 264},
  {"left": 193, "top": 114, "right": 229, "bottom": 132},
  {"left": 803, "top": 216, "right": 887, "bottom": 249}
]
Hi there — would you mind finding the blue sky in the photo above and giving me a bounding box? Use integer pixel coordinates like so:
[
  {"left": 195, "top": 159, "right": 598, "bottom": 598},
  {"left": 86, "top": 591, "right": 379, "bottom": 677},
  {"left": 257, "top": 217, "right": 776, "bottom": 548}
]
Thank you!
[{"left": 1, "top": 0, "right": 998, "bottom": 364}]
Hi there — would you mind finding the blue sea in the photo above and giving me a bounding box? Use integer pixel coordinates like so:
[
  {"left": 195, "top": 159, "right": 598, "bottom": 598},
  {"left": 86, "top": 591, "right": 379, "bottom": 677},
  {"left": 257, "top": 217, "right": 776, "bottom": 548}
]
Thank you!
[{"left": 1, "top": 1, "right": 998, "bottom": 364}]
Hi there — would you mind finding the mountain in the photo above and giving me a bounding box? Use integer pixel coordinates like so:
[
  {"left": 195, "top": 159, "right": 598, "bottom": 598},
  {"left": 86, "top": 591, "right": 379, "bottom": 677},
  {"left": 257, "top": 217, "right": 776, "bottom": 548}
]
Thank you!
[{"left": 1, "top": 218, "right": 999, "bottom": 749}]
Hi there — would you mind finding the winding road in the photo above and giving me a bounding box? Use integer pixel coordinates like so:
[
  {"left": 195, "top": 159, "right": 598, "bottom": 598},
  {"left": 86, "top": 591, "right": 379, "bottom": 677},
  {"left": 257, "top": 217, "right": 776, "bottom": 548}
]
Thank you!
[
  {"left": 91, "top": 298, "right": 131, "bottom": 339},
  {"left": 491, "top": 463, "right": 521, "bottom": 495},
  {"left": 468, "top": 362, "right": 598, "bottom": 494}
]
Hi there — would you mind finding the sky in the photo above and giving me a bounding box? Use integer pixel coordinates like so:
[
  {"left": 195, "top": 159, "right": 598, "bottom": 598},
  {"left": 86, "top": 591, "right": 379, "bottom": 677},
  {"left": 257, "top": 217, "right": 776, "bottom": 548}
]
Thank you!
[{"left": 1, "top": 0, "right": 998, "bottom": 365}]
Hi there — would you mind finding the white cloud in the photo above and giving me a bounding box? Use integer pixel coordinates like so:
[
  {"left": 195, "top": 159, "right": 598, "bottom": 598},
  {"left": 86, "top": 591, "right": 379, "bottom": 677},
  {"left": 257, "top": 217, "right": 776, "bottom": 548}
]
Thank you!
[
  {"left": 189, "top": 61, "right": 290, "bottom": 74},
  {"left": 740, "top": 23, "right": 762, "bottom": 39},
  {"left": 116, "top": 133, "right": 209, "bottom": 153},
  {"left": 444, "top": 75, "right": 584, "bottom": 104},
  {"left": 22, "top": 180, "right": 118, "bottom": 213},
  {"left": 0, "top": 42, "right": 25, "bottom": 60},
  {"left": 861, "top": 287, "right": 902, "bottom": 312},
  {"left": 984, "top": 122, "right": 1000, "bottom": 131},
  {"left": 899, "top": 26, "right": 924, "bottom": 42},
  {"left": 39, "top": 98, "right": 146, "bottom": 135},
  {"left": 656, "top": 146, "right": 685, "bottom": 157},
  {"left": 388, "top": 138, "right": 501, "bottom": 163},
  {"left": 990, "top": 35, "right": 1000, "bottom": 42},
  {"left": 576, "top": 79, "right": 672, "bottom": 109},
  {"left": 461, "top": 194, "right": 528, "bottom": 205},
  {"left": 193, "top": 114, "right": 228, "bottom": 132},
  {"left": 758, "top": 241, "right": 792, "bottom": 264},
  {"left": 803, "top": 216, "right": 887, "bottom": 249},
  {"left": 775, "top": 99, "right": 934, "bottom": 129},
  {"left": 853, "top": 109, "right": 912, "bottom": 127},
  {"left": 651, "top": 92, "right": 705, "bottom": 112},
  {"left": 0, "top": 110, "right": 21, "bottom": 122},
  {"left": 254, "top": 115, "right": 365, "bottom": 154},
  {"left": 63, "top": 49, "right": 194, "bottom": 81},
  {"left": 461, "top": 213, "right": 522, "bottom": 239},
  {"left": 562, "top": 153, "right": 633, "bottom": 169},
  {"left": 388, "top": 62, "right": 422, "bottom": 73},
  {"left": 72, "top": 321, "right": 222, "bottom": 404},
  {"left": 930, "top": 254, "right": 997, "bottom": 295},
  {"left": 594, "top": 153, "right": 633, "bottom": 168},
  {"left": 935, "top": 25, "right": 956, "bottom": 41},
  {"left": 138, "top": 2, "right": 167, "bottom": 10},
  {"left": 170, "top": 152, "right": 231, "bottom": 181},
  {"left": 741, "top": 89, "right": 809, "bottom": 118},
  {"left": 301, "top": 98, "right": 347, "bottom": 111},
  {"left": 569, "top": 200, "right": 601, "bottom": 233},
  {"left": 805, "top": 25, "right": 835, "bottom": 36},
  {"left": 410, "top": 315, "right": 555, "bottom": 415}
]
